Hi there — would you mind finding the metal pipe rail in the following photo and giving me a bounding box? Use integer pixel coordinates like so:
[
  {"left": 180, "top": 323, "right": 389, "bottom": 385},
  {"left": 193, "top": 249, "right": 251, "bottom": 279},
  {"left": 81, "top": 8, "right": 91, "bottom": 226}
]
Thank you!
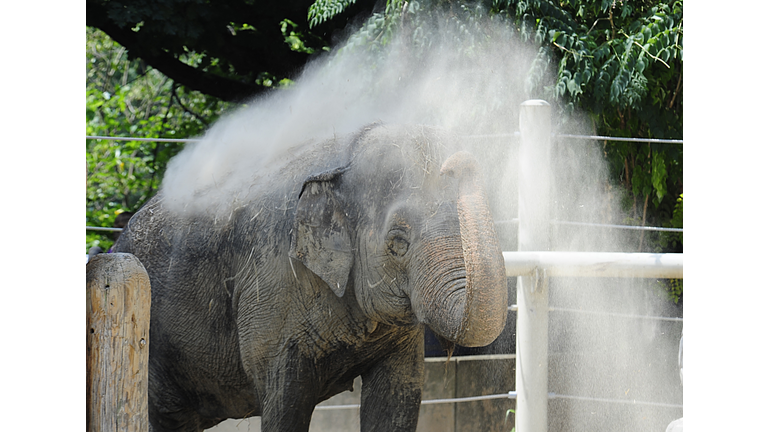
[{"left": 503, "top": 251, "right": 683, "bottom": 279}]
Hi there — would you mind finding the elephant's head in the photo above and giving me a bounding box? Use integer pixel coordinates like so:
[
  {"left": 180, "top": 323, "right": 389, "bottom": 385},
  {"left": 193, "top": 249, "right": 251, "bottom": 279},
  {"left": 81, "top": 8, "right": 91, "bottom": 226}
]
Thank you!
[{"left": 290, "top": 124, "right": 507, "bottom": 347}]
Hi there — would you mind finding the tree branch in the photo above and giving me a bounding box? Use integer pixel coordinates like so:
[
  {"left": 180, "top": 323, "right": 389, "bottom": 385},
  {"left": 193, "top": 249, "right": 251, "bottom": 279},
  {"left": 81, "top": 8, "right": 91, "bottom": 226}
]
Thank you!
[
  {"left": 87, "top": 2, "right": 263, "bottom": 102},
  {"left": 668, "top": 69, "right": 682, "bottom": 108},
  {"left": 171, "top": 86, "right": 210, "bottom": 127}
]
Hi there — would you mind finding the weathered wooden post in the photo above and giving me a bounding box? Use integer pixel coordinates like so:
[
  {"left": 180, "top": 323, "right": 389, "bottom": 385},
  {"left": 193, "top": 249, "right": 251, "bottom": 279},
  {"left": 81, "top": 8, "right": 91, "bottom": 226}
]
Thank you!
[
  {"left": 515, "top": 100, "right": 551, "bottom": 432},
  {"left": 87, "top": 253, "right": 151, "bottom": 432}
]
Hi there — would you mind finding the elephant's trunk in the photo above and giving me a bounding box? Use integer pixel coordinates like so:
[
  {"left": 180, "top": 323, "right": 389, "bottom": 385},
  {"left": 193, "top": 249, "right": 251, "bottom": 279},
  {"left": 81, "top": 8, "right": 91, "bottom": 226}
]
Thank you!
[{"left": 414, "top": 151, "right": 508, "bottom": 347}]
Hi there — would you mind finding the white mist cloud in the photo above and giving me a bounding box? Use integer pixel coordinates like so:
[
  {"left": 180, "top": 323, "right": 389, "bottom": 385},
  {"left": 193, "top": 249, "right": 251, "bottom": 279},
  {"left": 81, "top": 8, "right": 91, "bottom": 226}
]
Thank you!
[{"left": 159, "top": 11, "right": 539, "bottom": 215}]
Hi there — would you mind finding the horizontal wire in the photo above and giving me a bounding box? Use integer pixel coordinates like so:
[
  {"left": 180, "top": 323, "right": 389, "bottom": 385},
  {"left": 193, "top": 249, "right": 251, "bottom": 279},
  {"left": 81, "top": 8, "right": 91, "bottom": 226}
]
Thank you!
[
  {"left": 548, "top": 306, "right": 683, "bottom": 322},
  {"left": 87, "top": 221, "right": 683, "bottom": 234},
  {"left": 508, "top": 305, "right": 683, "bottom": 322},
  {"left": 424, "top": 354, "right": 516, "bottom": 363},
  {"left": 548, "top": 393, "right": 683, "bottom": 409},
  {"left": 86, "top": 135, "right": 201, "bottom": 143},
  {"left": 85, "top": 133, "right": 683, "bottom": 145},
  {"left": 313, "top": 404, "right": 361, "bottom": 411},
  {"left": 552, "top": 220, "right": 683, "bottom": 233},
  {"left": 313, "top": 392, "right": 517, "bottom": 411},
  {"left": 422, "top": 392, "right": 516, "bottom": 405},
  {"left": 555, "top": 134, "right": 683, "bottom": 144},
  {"left": 495, "top": 219, "right": 683, "bottom": 234},
  {"left": 86, "top": 226, "right": 123, "bottom": 232},
  {"left": 313, "top": 391, "right": 682, "bottom": 410}
]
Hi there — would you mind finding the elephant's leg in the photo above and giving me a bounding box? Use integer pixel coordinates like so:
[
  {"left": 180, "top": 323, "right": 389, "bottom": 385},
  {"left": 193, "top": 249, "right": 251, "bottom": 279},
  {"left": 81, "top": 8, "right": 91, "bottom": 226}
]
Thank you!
[
  {"left": 360, "top": 331, "right": 425, "bottom": 432},
  {"left": 260, "top": 400, "right": 315, "bottom": 431},
  {"left": 259, "top": 356, "right": 318, "bottom": 431},
  {"left": 148, "top": 373, "right": 206, "bottom": 432},
  {"left": 148, "top": 402, "right": 205, "bottom": 432}
]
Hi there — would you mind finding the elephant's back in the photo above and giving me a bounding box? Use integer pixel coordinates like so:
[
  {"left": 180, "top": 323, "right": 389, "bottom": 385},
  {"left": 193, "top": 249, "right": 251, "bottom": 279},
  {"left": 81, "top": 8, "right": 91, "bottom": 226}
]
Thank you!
[{"left": 112, "top": 195, "right": 169, "bottom": 262}]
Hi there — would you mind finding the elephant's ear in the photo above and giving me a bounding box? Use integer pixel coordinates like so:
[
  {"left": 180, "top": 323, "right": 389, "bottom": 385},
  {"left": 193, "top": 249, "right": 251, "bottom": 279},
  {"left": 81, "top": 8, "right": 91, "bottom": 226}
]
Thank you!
[{"left": 291, "top": 168, "right": 353, "bottom": 297}]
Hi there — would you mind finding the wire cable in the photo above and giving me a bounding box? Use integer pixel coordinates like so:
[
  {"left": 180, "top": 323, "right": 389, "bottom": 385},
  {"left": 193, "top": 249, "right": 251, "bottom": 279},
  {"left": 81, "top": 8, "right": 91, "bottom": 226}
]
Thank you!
[
  {"left": 86, "top": 135, "right": 200, "bottom": 143},
  {"left": 86, "top": 133, "right": 683, "bottom": 145},
  {"left": 86, "top": 226, "right": 123, "bottom": 232},
  {"left": 555, "top": 134, "right": 683, "bottom": 144},
  {"left": 313, "top": 391, "right": 682, "bottom": 410}
]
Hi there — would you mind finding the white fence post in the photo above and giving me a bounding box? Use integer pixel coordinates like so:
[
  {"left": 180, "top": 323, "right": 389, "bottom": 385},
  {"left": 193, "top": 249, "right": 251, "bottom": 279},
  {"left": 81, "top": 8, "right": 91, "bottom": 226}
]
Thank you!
[{"left": 516, "top": 100, "right": 552, "bottom": 432}]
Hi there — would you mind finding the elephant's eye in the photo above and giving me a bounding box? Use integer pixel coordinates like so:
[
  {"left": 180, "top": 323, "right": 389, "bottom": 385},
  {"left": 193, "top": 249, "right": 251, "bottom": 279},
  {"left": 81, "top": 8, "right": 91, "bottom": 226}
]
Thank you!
[{"left": 386, "top": 230, "right": 410, "bottom": 257}]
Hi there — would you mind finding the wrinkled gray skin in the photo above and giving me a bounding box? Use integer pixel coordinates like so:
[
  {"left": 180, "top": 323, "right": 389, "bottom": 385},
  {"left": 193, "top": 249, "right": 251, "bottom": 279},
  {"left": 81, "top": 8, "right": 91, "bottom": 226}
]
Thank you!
[{"left": 115, "top": 123, "right": 508, "bottom": 432}]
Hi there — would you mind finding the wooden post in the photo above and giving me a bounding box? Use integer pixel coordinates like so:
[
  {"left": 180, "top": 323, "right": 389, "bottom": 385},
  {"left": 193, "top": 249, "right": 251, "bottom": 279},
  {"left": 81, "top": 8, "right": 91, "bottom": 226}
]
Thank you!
[
  {"left": 516, "top": 100, "right": 551, "bottom": 432},
  {"left": 87, "top": 253, "right": 151, "bottom": 432}
]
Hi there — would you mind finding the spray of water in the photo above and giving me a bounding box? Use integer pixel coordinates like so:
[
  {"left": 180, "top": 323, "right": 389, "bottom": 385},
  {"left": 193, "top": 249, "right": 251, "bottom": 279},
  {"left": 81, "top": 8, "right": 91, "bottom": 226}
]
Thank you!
[{"left": 158, "top": 8, "right": 682, "bottom": 431}]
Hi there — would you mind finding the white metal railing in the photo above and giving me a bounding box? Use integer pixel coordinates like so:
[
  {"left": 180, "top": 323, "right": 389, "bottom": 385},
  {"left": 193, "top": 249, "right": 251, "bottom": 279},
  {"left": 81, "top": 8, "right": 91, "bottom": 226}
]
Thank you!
[
  {"left": 512, "top": 100, "right": 683, "bottom": 432},
  {"left": 503, "top": 251, "right": 683, "bottom": 279}
]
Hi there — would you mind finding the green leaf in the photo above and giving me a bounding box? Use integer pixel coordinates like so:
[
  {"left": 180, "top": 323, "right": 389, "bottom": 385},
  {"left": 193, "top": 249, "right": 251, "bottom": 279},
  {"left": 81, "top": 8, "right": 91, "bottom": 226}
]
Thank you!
[{"left": 308, "top": 0, "right": 358, "bottom": 28}]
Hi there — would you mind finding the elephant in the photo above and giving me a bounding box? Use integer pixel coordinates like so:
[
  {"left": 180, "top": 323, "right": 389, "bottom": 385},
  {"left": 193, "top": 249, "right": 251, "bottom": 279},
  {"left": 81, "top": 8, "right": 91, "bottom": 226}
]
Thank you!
[{"left": 114, "top": 123, "right": 508, "bottom": 431}]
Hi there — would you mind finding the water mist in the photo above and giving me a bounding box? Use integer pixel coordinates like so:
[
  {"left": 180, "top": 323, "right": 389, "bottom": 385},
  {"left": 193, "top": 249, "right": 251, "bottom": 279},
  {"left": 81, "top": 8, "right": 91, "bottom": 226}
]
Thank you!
[{"left": 157, "top": 9, "right": 682, "bottom": 432}]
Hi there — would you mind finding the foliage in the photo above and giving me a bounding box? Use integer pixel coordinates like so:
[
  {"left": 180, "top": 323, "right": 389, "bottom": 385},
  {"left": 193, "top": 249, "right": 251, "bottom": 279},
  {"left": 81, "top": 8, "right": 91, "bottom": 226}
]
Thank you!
[
  {"left": 86, "top": 27, "right": 234, "bottom": 252},
  {"left": 659, "top": 193, "right": 683, "bottom": 249},
  {"left": 488, "top": 0, "right": 683, "bottom": 252},
  {"left": 655, "top": 193, "right": 682, "bottom": 304},
  {"left": 505, "top": 408, "right": 516, "bottom": 432},
  {"left": 309, "top": 0, "right": 359, "bottom": 28},
  {"left": 281, "top": 19, "right": 329, "bottom": 55},
  {"left": 659, "top": 277, "right": 683, "bottom": 305}
]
